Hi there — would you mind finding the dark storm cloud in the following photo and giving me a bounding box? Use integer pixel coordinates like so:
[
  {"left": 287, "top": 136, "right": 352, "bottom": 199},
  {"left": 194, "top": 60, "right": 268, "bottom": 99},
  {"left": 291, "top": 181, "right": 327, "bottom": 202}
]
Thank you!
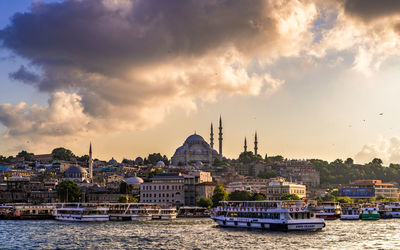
[
  {"left": 340, "top": 0, "right": 400, "bottom": 21},
  {"left": 8, "top": 65, "right": 40, "bottom": 84},
  {"left": 0, "top": 0, "right": 275, "bottom": 90}
]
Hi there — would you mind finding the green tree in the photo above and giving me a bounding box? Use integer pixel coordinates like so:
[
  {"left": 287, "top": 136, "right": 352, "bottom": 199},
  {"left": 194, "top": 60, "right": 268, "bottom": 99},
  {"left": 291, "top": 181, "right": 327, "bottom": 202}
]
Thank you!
[
  {"left": 57, "top": 180, "right": 81, "bottom": 202},
  {"left": 228, "top": 190, "right": 252, "bottom": 201},
  {"left": 17, "top": 150, "right": 34, "bottom": 161},
  {"left": 265, "top": 155, "right": 284, "bottom": 163},
  {"left": 336, "top": 197, "right": 353, "bottom": 203},
  {"left": 52, "top": 147, "right": 75, "bottom": 161},
  {"left": 212, "top": 184, "right": 228, "bottom": 206},
  {"left": 118, "top": 195, "right": 138, "bottom": 203},
  {"left": 119, "top": 182, "right": 133, "bottom": 194},
  {"left": 77, "top": 155, "right": 89, "bottom": 162},
  {"left": 197, "top": 197, "right": 213, "bottom": 208},
  {"left": 238, "top": 151, "right": 261, "bottom": 164},
  {"left": 371, "top": 158, "right": 383, "bottom": 166},
  {"left": 344, "top": 158, "right": 354, "bottom": 165},
  {"left": 258, "top": 170, "right": 277, "bottom": 179},
  {"left": 280, "top": 193, "right": 300, "bottom": 200},
  {"left": 252, "top": 193, "right": 266, "bottom": 201},
  {"left": 147, "top": 153, "right": 164, "bottom": 165}
]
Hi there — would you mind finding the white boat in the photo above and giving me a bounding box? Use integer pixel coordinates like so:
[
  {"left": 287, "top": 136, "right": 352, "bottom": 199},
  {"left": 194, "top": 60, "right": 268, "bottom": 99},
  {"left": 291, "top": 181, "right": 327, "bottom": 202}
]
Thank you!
[
  {"left": 360, "top": 205, "right": 380, "bottom": 220},
  {"left": 211, "top": 200, "right": 325, "bottom": 231},
  {"left": 152, "top": 208, "right": 177, "bottom": 220},
  {"left": 386, "top": 202, "right": 400, "bottom": 218},
  {"left": 340, "top": 204, "right": 360, "bottom": 220},
  {"left": 53, "top": 203, "right": 109, "bottom": 222},
  {"left": 315, "top": 202, "right": 341, "bottom": 220},
  {"left": 130, "top": 204, "right": 161, "bottom": 221}
]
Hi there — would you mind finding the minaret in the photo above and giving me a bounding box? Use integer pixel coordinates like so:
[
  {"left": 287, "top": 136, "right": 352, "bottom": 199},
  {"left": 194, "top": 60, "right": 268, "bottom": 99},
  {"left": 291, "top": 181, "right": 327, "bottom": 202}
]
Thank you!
[
  {"left": 89, "top": 142, "right": 93, "bottom": 181},
  {"left": 210, "top": 123, "right": 214, "bottom": 149},
  {"left": 244, "top": 137, "right": 247, "bottom": 152},
  {"left": 218, "top": 115, "right": 223, "bottom": 157},
  {"left": 254, "top": 132, "right": 258, "bottom": 156}
]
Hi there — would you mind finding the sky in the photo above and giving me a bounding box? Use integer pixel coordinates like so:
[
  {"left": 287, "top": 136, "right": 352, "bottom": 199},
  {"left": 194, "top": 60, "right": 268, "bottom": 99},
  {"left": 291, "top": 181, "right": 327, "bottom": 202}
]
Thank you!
[{"left": 1, "top": 0, "right": 400, "bottom": 164}]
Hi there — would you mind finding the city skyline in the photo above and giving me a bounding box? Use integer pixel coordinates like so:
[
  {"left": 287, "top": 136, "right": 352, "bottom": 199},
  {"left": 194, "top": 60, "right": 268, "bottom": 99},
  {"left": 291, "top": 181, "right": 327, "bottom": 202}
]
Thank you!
[{"left": 1, "top": 1, "right": 400, "bottom": 164}]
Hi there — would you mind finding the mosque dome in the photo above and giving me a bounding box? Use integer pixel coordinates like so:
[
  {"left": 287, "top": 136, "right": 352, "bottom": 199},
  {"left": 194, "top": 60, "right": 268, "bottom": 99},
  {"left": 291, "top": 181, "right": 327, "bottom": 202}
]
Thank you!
[
  {"left": 108, "top": 157, "right": 118, "bottom": 165},
  {"left": 156, "top": 161, "right": 166, "bottom": 167},
  {"left": 135, "top": 157, "right": 143, "bottom": 165},
  {"left": 65, "top": 165, "right": 87, "bottom": 179},
  {"left": 125, "top": 176, "right": 144, "bottom": 185},
  {"left": 184, "top": 134, "right": 206, "bottom": 144}
]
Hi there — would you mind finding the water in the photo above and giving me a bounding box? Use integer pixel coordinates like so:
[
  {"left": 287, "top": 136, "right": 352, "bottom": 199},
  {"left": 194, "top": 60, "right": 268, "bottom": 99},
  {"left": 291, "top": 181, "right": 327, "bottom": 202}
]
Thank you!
[{"left": 0, "top": 219, "right": 400, "bottom": 249}]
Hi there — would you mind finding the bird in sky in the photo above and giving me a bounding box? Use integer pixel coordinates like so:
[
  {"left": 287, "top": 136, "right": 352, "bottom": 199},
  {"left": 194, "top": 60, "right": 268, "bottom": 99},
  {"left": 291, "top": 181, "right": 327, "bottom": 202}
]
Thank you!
[{"left": 379, "top": 113, "right": 384, "bottom": 115}]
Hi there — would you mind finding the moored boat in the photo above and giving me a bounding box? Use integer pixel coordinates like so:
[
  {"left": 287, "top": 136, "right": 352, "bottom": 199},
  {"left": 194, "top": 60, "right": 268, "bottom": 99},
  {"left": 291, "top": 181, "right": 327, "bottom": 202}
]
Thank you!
[
  {"left": 360, "top": 204, "right": 380, "bottom": 220},
  {"left": 152, "top": 208, "right": 177, "bottom": 220},
  {"left": 316, "top": 202, "right": 341, "bottom": 220},
  {"left": 211, "top": 200, "right": 325, "bottom": 231},
  {"left": 340, "top": 203, "right": 360, "bottom": 220},
  {"left": 53, "top": 203, "right": 109, "bottom": 222},
  {"left": 386, "top": 202, "right": 400, "bottom": 218}
]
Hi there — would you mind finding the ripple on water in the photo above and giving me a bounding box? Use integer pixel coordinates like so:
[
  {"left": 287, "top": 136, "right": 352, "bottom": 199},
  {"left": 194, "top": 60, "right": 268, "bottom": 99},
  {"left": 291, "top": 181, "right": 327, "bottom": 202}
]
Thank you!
[{"left": 1, "top": 219, "right": 400, "bottom": 249}]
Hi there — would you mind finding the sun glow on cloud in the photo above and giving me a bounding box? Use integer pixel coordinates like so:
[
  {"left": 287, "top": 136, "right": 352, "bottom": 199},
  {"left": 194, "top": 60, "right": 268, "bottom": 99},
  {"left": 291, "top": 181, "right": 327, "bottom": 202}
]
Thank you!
[{"left": 1, "top": 0, "right": 400, "bottom": 160}]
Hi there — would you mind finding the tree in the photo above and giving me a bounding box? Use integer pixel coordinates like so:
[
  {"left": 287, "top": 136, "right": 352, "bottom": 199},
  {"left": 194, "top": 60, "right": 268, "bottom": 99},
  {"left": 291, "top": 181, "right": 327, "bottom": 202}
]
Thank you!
[
  {"left": 118, "top": 195, "right": 138, "bottom": 203},
  {"left": 119, "top": 182, "right": 133, "bottom": 194},
  {"left": 77, "top": 155, "right": 89, "bottom": 162},
  {"left": 371, "top": 158, "right": 383, "bottom": 166},
  {"left": 197, "top": 197, "right": 213, "bottom": 208},
  {"left": 147, "top": 153, "right": 164, "bottom": 165},
  {"left": 162, "top": 155, "right": 170, "bottom": 166},
  {"left": 228, "top": 190, "right": 252, "bottom": 201},
  {"left": 280, "top": 193, "right": 300, "bottom": 200},
  {"left": 252, "top": 193, "right": 266, "bottom": 201},
  {"left": 57, "top": 180, "right": 81, "bottom": 202},
  {"left": 258, "top": 170, "right": 277, "bottom": 179},
  {"left": 265, "top": 155, "right": 284, "bottom": 163},
  {"left": 17, "top": 150, "right": 34, "bottom": 161},
  {"left": 212, "top": 184, "right": 228, "bottom": 206},
  {"left": 52, "top": 147, "right": 75, "bottom": 161},
  {"left": 344, "top": 158, "right": 354, "bottom": 165},
  {"left": 238, "top": 151, "right": 261, "bottom": 164},
  {"left": 336, "top": 197, "right": 353, "bottom": 203}
]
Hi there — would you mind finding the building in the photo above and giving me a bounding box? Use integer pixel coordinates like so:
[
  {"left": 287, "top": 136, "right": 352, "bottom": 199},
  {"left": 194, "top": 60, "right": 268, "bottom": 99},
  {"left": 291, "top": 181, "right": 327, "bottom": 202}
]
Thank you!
[
  {"left": 183, "top": 171, "right": 214, "bottom": 206},
  {"left": 140, "top": 173, "right": 185, "bottom": 205},
  {"left": 63, "top": 165, "right": 89, "bottom": 182},
  {"left": 265, "top": 178, "right": 307, "bottom": 200},
  {"left": 339, "top": 180, "right": 398, "bottom": 199},
  {"left": 171, "top": 134, "right": 220, "bottom": 166}
]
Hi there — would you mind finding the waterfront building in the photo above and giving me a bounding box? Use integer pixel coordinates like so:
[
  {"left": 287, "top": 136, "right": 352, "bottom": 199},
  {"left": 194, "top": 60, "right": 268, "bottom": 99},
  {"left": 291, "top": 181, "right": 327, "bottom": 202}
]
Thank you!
[
  {"left": 265, "top": 178, "right": 307, "bottom": 200},
  {"left": 140, "top": 173, "right": 185, "bottom": 205},
  {"left": 184, "top": 171, "right": 213, "bottom": 206},
  {"left": 338, "top": 179, "right": 398, "bottom": 199}
]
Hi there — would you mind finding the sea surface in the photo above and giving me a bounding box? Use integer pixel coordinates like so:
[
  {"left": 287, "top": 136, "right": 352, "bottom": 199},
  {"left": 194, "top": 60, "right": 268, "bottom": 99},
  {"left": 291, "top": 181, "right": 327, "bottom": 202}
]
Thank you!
[{"left": 0, "top": 218, "right": 400, "bottom": 249}]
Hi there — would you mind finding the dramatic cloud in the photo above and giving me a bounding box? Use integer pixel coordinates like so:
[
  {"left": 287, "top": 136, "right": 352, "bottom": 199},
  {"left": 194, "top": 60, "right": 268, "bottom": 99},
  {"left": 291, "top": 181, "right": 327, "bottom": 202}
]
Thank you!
[
  {"left": 1, "top": 0, "right": 400, "bottom": 154},
  {"left": 355, "top": 136, "right": 400, "bottom": 164},
  {"left": 9, "top": 65, "right": 40, "bottom": 84},
  {"left": 0, "top": 0, "right": 322, "bottom": 140},
  {"left": 340, "top": 0, "right": 400, "bottom": 22}
]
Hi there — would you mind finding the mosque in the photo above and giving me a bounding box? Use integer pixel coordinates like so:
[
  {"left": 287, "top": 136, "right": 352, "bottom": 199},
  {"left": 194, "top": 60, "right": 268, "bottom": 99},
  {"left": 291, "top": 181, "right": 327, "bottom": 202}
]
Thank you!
[{"left": 171, "top": 116, "right": 259, "bottom": 166}]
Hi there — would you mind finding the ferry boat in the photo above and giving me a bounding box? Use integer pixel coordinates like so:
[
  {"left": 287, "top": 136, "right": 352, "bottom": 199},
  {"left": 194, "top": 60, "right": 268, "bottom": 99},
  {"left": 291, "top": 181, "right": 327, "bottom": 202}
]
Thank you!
[
  {"left": 108, "top": 203, "right": 134, "bottom": 221},
  {"left": 0, "top": 205, "right": 54, "bottom": 220},
  {"left": 53, "top": 203, "right": 109, "bottom": 222},
  {"left": 211, "top": 200, "right": 325, "bottom": 231},
  {"left": 378, "top": 204, "right": 392, "bottom": 219},
  {"left": 152, "top": 208, "right": 177, "bottom": 220},
  {"left": 340, "top": 203, "right": 360, "bottom": 220},
  {"left": 386, "top": 202, "right": 400, "bottom": 218},
  {"left": 178, "top": 206, "right": 209, "bottom": 218},
  {"left": 130, "top": 204, "right": 161, "bottom": 221},
  {"left": 360, "top": 204, "right": 380, "bottom": 220},
  {"left": 315, "top": 202, "right": 340, "bottom": 220}
]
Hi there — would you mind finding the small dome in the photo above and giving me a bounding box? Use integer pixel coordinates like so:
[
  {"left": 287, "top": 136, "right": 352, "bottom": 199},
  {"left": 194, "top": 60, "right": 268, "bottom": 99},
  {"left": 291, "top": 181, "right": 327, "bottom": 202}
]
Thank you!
[
  {"left": 125, "top": 177, "right": 144, "bottom": 185},
  {"left": 108, "top": 157, "right": 118, "bottom": 165},
  {"left": 135, "top": 157, "right": 143, "bottom": 164},
  {"left": 156, "top": 161, "right": 165, "bottom": 167},
  {"left": 184, "top": 134, "right": 205, "bottom": 144},
  {"left": 195, "top": 161, "right": 204, "bottom": 166},
  {"left": 65, "top": 165, "right": 87, "bottom": 174}
]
